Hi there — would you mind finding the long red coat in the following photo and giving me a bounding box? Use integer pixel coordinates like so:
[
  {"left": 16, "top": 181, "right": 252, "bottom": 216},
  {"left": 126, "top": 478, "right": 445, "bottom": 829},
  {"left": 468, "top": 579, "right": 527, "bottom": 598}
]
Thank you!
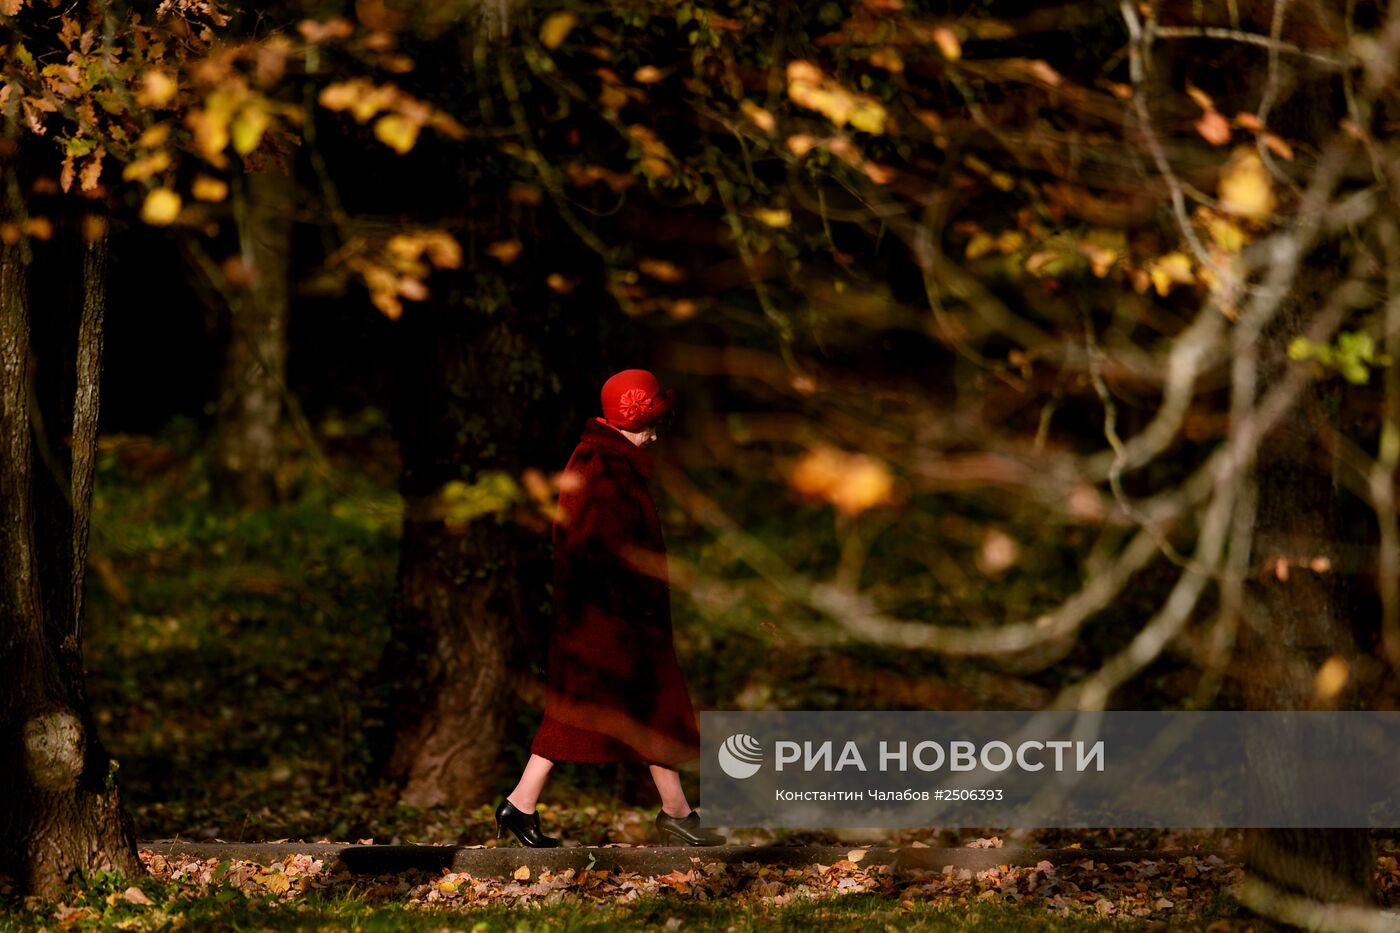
[{"left": 528, "top": 417, "right": 701, "bottom": 766}]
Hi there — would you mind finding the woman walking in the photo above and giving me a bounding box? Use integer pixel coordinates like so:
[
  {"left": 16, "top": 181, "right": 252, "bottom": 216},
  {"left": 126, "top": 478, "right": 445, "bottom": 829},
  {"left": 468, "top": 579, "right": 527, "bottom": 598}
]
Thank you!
[{"left": 495, "top": 369, "right": 725, "bottom": 848}]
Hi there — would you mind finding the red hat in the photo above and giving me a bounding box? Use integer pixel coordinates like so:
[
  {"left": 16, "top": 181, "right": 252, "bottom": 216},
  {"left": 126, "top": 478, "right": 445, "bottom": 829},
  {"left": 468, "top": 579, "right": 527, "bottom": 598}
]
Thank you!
[{"left": 601, "top": 369, "right": 673, "bottom": 430}]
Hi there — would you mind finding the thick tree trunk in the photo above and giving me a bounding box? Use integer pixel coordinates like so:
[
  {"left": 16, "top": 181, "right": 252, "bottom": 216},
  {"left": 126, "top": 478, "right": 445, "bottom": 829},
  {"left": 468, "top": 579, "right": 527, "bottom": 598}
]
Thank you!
[
  {"left": 213, "top": 167, "right": 293, "bottom": 508},
  {"left": 377, "top": 313, "right": 546, "bottom": 807},
  {"left": 382, "top": 516, "right": 522, "bottom": 806},
  {"left": 1239, "top": 301, "right": 1374, "bottom": 906},
  {"left": 0, "top": 232, "right": 139, "bottom": 898}
]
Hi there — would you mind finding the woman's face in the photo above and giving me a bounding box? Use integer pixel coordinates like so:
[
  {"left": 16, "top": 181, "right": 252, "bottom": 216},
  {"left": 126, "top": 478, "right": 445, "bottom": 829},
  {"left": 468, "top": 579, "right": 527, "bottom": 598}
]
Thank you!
[{"left": 630, "top": 423, "right": 658, "bottom": 447}]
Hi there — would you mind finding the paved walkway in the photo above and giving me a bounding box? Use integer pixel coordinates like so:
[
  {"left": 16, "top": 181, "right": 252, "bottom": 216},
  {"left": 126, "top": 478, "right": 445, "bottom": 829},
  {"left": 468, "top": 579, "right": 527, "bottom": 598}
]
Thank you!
[{"left": 140, "top": 841, "right": 1215, "bottom": 877}]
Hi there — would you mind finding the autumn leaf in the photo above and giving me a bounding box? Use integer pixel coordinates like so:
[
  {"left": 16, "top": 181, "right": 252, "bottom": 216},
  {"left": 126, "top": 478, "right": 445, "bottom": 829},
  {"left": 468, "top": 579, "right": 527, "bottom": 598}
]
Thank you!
[
  {"left": 192, "top": 175, "right": 228, "bottom": 202},
  {"left": 638, "top": 258, "right": 685, "bottom": 282},
  {"left": 231, "top": 104, "right": 270, "bottom": 155},
  {"left": 1185, "top": 85, "right": 1215, "bottom": 111},
  {"left": 141, "top": 188, "right": 182, "bottom": 226},
  {"left": 487, "top": 240, "right": 522, "bottom": 264},
  {"left": 753, "top": 208, "right": 791, "bottom": 228},
  {"left": 373, "top": 114, "right": 419, "bottom": 154},
  {"left": 1218, "top": 147, "right": 1275, "bottom": 220},
  {"left": 136, "top": 70, "right": 177, "bottom": 108},
  {"left": 297, "top": 17, "right": 354, "bottom": 42},
  {"left": 740, "top": 99, "right": 775, "bottom": 133},
  {"left": 791, "top": 445, "right": 895, "bottom": 515},
  {"left": 539, "top": 12, "right": 577, "bottom": 49},
  {"left": 122, "top": 151, "right": 171, "bottom": 182},
  {"left": 1260, "top": 132, "right": 1294, "bottom": 160},
  {"left": 1149, "top": 251, "right": 1194, "bottom": 297},
  {"left": 786, "top": 61, "right": 886, "bottom": 134},
  {"left": 513, "top": 864, "right": 531, "bottom": 881},
  {"left": 1194, "top": 111, "right": 1231, "bottom": 146},
  {"left": 1314, "top": 656, "right": 1349, "bottom": 702},
  {"left": 137, "top": 124, "right": 171, "bottom": 149},
  {"left": 255, "top": 871, "right": 291, "bottom": 895},
  {"left": 931, "top": 27, "right": 961, "bottom": 60},
  {"left": 965, "top": 232, "right": 995, "bottom": 260},
  {"left": 79, "top": 149, "right": 104, "bottom": 191},
  {"left": 633, "top": 65, "right": 663, "bottom": 83}
]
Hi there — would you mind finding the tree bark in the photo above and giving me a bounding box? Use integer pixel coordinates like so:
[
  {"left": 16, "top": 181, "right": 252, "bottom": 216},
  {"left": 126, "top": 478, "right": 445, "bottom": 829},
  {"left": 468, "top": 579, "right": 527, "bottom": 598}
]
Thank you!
[
  {"left": 213, "top": 166, "right": 293, "bottom": 509},
  {"left": 377, "top": 313, "right": 548, "bottom": 807},
  {"left": 0, "top": 230, "right": 139, "bottom": 898}
]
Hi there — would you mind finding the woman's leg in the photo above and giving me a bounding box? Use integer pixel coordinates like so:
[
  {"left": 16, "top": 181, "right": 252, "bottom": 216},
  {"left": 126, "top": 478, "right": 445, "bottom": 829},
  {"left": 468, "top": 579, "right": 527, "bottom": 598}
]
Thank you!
[
  {"left": 648, "top": 763, "right": 692, "bottom": 818},
  {"left": 507, "top": 754, "right": 554, "bottom": 811}
]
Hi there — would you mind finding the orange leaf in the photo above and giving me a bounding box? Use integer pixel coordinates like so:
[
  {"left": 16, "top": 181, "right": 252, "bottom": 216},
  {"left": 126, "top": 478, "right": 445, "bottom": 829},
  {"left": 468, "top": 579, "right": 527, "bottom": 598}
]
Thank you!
[
  {"left": 487, "top": 240, "right": 522, "bottom": 264},
  {"left": 1194, "top": 111, "right": 1231, "bottom": 146},
  {"left": 1260, "top": 132, "right": 1294, "bottom": 160}
]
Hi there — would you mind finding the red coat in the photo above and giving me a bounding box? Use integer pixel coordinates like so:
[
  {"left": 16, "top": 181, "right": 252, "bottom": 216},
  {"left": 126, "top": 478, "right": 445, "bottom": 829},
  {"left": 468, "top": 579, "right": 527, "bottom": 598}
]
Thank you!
[{"left": 528, "top": 417, "right": 701, "bottom": 766}]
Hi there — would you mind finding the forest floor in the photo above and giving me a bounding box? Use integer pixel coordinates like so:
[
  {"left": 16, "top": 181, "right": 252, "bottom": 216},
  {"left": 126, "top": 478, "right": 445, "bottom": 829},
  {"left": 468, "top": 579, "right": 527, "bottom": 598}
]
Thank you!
[{"left": 4, "top": 415, "right": 1398, "bottom": 931}]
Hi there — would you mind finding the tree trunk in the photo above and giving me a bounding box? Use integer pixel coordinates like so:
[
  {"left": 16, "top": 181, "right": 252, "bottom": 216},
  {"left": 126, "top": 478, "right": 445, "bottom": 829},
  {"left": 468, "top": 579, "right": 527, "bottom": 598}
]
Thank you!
[
  {"left": 1239, "top": 300, "right": 1374, "bottom": 906},
  {"left": 0, "top": 230, "right": 139, "bottom": 898},
  {"left": 213, "top": 166, "right": 293, "bottom": 509},
  {"left": 376, "top": 312, "right": 548, "bottom": 807}
]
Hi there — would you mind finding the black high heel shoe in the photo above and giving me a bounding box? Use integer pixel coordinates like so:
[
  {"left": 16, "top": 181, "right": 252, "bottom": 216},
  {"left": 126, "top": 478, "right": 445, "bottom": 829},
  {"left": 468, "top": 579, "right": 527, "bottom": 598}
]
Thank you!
[
  {"left": 495, "top": 798, "right": 561, "bottom": 847},
  {"left": 655, "top": 808, "right": 726, "bottom": 846}
]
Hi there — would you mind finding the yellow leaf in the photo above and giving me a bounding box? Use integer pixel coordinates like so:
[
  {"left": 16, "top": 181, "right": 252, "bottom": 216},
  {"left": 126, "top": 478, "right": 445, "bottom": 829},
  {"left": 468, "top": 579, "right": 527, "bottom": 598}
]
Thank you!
[
  {"left": 1203, "top": 212, "right": 1246, "bottom": 253},
  {"left": 136, "top": 70, "right": 176, "bottom": 108},
  {"left": 1313, "top": 655, "right": 1349, "bottom": 702},
  {"left": 633, "top": 65, "right": 663, "bottom": 83},
  {"left": 1186, "top": 84, "right": 1215, "bottom": 112},
  {"left": 964, "top": 232, "right": 994, "bottom": 260},
  {"left": 988, "top": 171, "right": 1015, "bottom": 191},
  {"left": 931, "top": 27, "right": 961, "bottom": 61},
  {"left": 513, "top": 864, "right": 531, "bottom": 881},
  {"left": 847, "top": 99, "right": 887, "bottom": 135},
  {"left": 995, "top": 230, "right": 1024, "bottom": 254},
  {"left": 1218, "top": 147, "right": 1275, "bottom": 220},
  {"left": 869, "top": 47, "right": 904, "bottom": 73},
  {"left": 121, "top": 151, "right": 170, "bottom": 182},
  {"left": 137, "top": 124, "right": 171, "bottom": 149},
  {"left": 141, "top": 188, "right": 181, "bottom": 226},
  {"left": 187, "top": 100, "right": 233, "bottom": 164},
  {"left": 192, "top": 175, "right": 228, "bottom": 202},
  {"left": 257, "top": 872, "right": 290, "bottom": 895},
  {"left": 754, "top": 208, "right": 791, "bottom": 228},
  {"left": 847, "top": 849, "right": 867, "bottom": 863},
  {"left": 1149, "top": 251, "right": 1194, "bottom": 297},
  {"left": 786, "top": 134, "right": 820, "bottom": 158},
  {"left": 373, "top": 114, "right": 420, "bottom": 154},
  {"left": 231, "top": 104, "right": 269, "bottom": 156},
  {"left": 539, "top": 12, "right": 577, "bottom": 50}
]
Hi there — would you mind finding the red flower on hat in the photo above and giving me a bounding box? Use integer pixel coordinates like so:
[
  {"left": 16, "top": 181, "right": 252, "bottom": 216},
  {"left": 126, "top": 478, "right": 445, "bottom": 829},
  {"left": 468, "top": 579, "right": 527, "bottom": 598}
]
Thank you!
[{"left": 617, "top": 388, "right": 653, "bottom": 423}]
